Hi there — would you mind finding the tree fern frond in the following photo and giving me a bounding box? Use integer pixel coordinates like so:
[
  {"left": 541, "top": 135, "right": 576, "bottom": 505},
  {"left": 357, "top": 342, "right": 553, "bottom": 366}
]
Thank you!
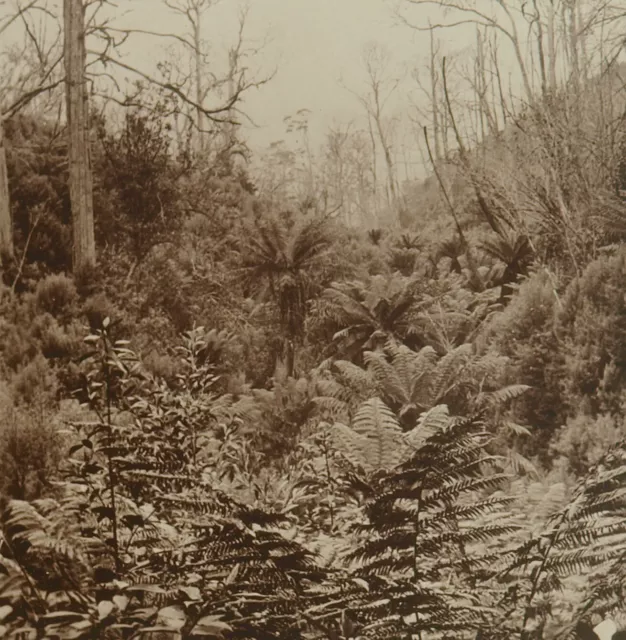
[
  {"left": 364, "top": 350, "right": 408, "bottom": 405},
  {"left": 482, "top": 384, "right": 532, "bottom": 408},
  {"left": 408, "top": 346, "right": 439, "bottom": 393},
  {"left": 331, "top": 361, "right": 374, "bottom": 397},
  {"left": 332, "top": 423, "right": 376, "bottom": 474},
  {"left": 405, "top": 405, "right": 450, "bottom": 450},
  {"left": 331, "top": 399, "right": 405, "bottom": 475},
  {"left": 428, "top": 344, "right": 473, "bottom": 404}
]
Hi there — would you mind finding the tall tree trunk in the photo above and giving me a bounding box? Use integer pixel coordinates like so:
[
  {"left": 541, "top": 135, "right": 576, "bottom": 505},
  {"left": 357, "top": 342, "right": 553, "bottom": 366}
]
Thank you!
[
  {"left": 64, "top": 0, "right": 95, "bottom": 273},
  {"left": 532, "top": 0, "right": 548, "bottom": 97},
  {"left": 192, "top": 7, "right": 205, "bottom": 154},
  {"left": 567, "top": 0, "right": 580, "bottom": 91},
  {"left": 429, "top": 28, "right": 442, "bottom": 162},
  {"left": 222, "top": 48, "right": 237, "bottom": 155},
  {"left": 547, "top": 0, "right": 557, "bottom": 91},
  {"left": 0, "top": 119, "right": 12, "bottom": 260}
]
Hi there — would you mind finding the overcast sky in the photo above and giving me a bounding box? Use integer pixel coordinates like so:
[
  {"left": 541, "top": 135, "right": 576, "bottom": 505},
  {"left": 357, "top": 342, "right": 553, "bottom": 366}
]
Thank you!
[{"left": 120, "top": 0, "right": 454, "bottom": 153}]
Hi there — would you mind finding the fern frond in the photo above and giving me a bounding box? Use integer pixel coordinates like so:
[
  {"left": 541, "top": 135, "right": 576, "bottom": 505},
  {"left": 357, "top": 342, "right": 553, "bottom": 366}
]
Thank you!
[
  {"left": 404, "top": 405, "right": 450, "bottom": 450},
  {"left": 350, "top": 398, "right": 405, "bottom": 472},
  {"left": 364, "top": 351, "right": 408, "bottom": 405},
  {"left": 428, "top": 344, "right": 473, "bottom": 404},
  {"left": 481, "top": 384, "right": 531, "bottom": 408}
]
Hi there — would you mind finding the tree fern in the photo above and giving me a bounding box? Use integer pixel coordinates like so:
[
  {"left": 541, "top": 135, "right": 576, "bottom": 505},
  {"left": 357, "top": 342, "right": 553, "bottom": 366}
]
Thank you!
[
  {"left": 312, "top": 411, "right": 516, "bottom": 639},
  {"left": 315, "top": 341, "right": 522, "bottom": 432},
  {"left": 331, "top": 398, "right": 405, "bottom": 475}
]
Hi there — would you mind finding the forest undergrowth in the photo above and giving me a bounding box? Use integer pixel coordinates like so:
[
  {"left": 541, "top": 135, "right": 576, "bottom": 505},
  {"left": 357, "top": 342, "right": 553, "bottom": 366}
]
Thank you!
[{"left": 2, "top": 63, "right": 626, "bottom": 640}]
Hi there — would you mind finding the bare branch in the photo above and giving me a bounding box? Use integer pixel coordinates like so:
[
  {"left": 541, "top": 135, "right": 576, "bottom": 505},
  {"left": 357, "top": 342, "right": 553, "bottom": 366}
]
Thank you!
[
  {"left": 98, "top": 55, "right": 245, "bottom": 123},
  {"left": 105, "top": 26, "right": 196, "bottom": 52},
  {"left": 0, "top": 0, "right": 39, "bottom": 36}
]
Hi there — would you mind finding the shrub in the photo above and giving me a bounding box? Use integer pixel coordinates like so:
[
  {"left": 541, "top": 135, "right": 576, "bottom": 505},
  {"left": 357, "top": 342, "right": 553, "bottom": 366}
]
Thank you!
[
  {"left": 557, "top": 248, "right": 626, "bottom": 415},
  {"left": 0, "top": 403, "right": 62, "bottom": 499},
  {"left": 485, "top": 270, "right": 565, "bottom": 447},
  {"left": 550, "top": 413, "right": 625, "bottom": 476},
  {"left": 34, "top": 273, "right": 78, "bottom": 318},
  {"left": 10, "top": 354, "right": 57, "bottom": 406},
  {"left": 82, "top": 292, "right": 117, "bottom": 331}
]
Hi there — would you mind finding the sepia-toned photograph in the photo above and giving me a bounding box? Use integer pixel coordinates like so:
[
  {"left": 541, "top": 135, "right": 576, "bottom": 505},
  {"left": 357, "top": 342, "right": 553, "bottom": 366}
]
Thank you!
[{"left": 0, "top": 1, "right": 625, "bottom": 638}]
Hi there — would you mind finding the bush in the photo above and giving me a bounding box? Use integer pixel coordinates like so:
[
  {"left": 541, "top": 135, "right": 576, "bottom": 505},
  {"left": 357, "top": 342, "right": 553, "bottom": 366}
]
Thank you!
[
  {"left": 82, "top": 292, "right": 117, "bottom": 331},
  {"left": 10, "top": 354, "right": 57, "bottom": 406},
  {"left": 34, "top": 273, "right": 78, "bottom": 318},
  {"left": 0, "top": 402, "right": 62, "bottom": 500},
  {"left": 557, "top": 248, "right": 626, "bottom": 415},
  {"left": 484, "top": 270, "right": 565, "bottom": 449},
  {"left": 550, "top": 413, "right": 625, "bottom": 476}
]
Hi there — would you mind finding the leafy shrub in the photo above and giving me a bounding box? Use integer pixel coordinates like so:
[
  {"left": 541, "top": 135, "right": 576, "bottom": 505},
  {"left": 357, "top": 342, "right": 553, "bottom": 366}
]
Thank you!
[
  {"left": 95, "top": 106, "right": 181, "bottom": 264},
  {"left": 38, "top": 317, "right": 81, "bottom": 359},
  {"left": 485, "top": 270, "right": 565, "bottom": 446},
  {"left": 33, "top": 273, "right": 78, "bottom": 318},
  {"left": 0, "top": 320, "right": 38, "bottom": 372},
  {"left": 550, "top": 413, "right": 625, "bottom": 476},
  {"left": 0, "top": 404, "right": 62, "bottom": 499},
  {"left": 82, "top": 291, "right": 118, "bottom": 331},
  {"left": 557, "top": 248, "right": 626, "bottom": 415},
  {"left": 9, "top": 354, "right": 57, "bottom": 406},
  {"left": 5, "top": 114, "right": 72, "bottom": 273}
]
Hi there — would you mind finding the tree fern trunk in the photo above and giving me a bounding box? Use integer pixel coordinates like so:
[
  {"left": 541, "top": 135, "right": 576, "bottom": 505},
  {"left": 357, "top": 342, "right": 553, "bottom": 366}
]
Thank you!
[
  {"left": 274, "top": 338, "right": 295, "bottom": 380},
  {"left": 64, "top": 0, "right": 95, "bottom": 273}
]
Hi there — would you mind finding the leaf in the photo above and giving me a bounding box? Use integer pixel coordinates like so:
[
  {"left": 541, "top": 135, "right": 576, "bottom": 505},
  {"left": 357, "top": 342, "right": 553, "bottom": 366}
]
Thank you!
[
  {"left": 180, "top": 586, "right": 201, "bottom": 601},
  {"left": 68, "top": 444, "right": 84, "bottom": 456},
  {"left": 41, "top": 611, "right": 86, "bottom": 624},
  {"left": 505, "top": 421, "right": 532, "bottom": 437},
  {"left": 98, "top": 600, "right": 114, "bottom": 620},
  {"left": 191, "top": 616, "right": 232, "bottom": 637},
  {"left": 0, "top": 605, "right": 12, "bottom": 622},
  {"left": 113, "top": 595, "right": 129, "bottom": 611},
  {"left": 134, "top": 627, "right": 180, "bottom": 636},
  {"left": 351, "top": 578, "right": 369, "bottom": 591},
  {"left": 225, "top": 564, "right": 240, "bottom": 585},
  {"left": 125, "top": 584, "right": 167, "bottom": 594},
  {"left": 157, "top": 605, "right": 186, "bottom": 630}
]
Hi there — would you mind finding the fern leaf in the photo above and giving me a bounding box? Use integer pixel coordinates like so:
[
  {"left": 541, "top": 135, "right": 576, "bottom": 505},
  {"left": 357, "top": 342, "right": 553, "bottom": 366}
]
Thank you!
[
  {"left": 404, "top": 405, "right": 450, "bottom": 450},
  {"left": 348, "top": 398, "right": 405, "bottom": 473},
  {"left": 364, "top": 351, "right": 409, "bottom": 405},
  {"left": 428, "top": 344, "right": 473, "bottom": 405}
]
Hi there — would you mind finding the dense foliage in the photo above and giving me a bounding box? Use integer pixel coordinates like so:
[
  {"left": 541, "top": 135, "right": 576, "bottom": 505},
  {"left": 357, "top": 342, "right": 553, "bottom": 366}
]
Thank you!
[{"left": 2, "top": 56, "right": 626, "bottom": 640}]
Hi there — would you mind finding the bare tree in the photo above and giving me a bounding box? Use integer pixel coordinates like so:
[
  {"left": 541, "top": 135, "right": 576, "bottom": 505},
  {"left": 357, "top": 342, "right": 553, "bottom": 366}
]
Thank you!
[
  {"left": 109, "top": 1, "right": 274, "bottom": 159},
  {"left": 163, "top": 0, "right": 217, "bottom": 153},
  {"left": 411, "top": 27, "right": 446, "bottom": 162},
  {"left": 0, "top": 117, "right": 9, "bottom": 259},
  {"left": 398, "top": 0, "right": 536, "bottom": 103},
  {"left": 344, "top": 43, "right": 402, "bottom": 224}
]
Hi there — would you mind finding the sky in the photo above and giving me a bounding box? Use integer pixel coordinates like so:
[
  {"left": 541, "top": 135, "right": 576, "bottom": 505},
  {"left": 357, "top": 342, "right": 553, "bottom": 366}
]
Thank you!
[
  {"left": 119, "top": 0, "right": 441, "bottom": 153},
  {"left": 0, "top": 0, "right": 501, "bottom": 176}
]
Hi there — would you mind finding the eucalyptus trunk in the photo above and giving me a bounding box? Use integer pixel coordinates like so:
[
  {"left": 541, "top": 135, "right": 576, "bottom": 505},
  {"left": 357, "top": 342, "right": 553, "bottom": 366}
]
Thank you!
[{"left": 64, "top": 0, "right": 95, "bottom": 272}]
